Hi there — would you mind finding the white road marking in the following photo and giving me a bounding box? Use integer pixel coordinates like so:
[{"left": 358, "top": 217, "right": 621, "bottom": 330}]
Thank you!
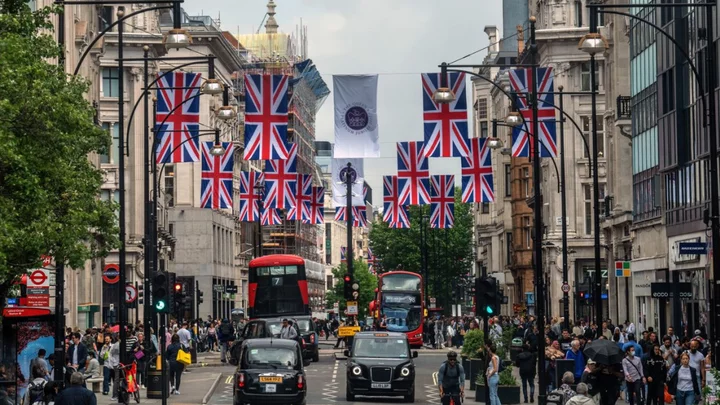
[
  {"left": 432, "top": 371, "right": 438, "bottom": 386},
  {"left": 332, "top": 360, "right": 339, "bottom": 383}
]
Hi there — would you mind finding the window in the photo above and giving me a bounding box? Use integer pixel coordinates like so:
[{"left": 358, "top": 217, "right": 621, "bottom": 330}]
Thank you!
[
  {"left": 521, "top": 167, "right": 530, "bottom": 197},
  {"left": 325, "top": 223, "right": 332, "bottom": 264},
  {"left": 581, "top": 116, "right": 605, "bottom": 158},
  {"left": 574, "top": 1, "right": 583, "bottom": 27},
  {"left": 100, "top": 189, "right": 120, "bottom": 225},
  {"left": 505, "top": 232, "right": 513, "bottom": 264},
  {"left": 504, "top": 164, "right": 512, "bottom": 197},
  {"left": 584, "top": 184, "right": 607, "bottom": 235},
  {"left": 326, "top": 275, "right": 333, "bottom": 290},
  {"left": 523, "top": 216, "right": 531, "bottom": 248},
  {"left": 98, "top": 6, "right": 113, "bottom": 30},
  {"left": 102, "top": 67, "right": 120, "bottom": 97},
  {"left": 164, "top": 165, "right": 175, "bottom": 207},
  {"left": 580, "top": 62, "right": 600, "bottom": 92},
  {"left": 476, "top": 98, "right": 488, "bottom": 119},
  {"left": 99, "top": 123, "right": 121, "bottom": 164},
  {"left": 481, "top": 202, "right": 490, "bottom": 214},
  {"left": 480, "top": 121, "right": 489, "bottom": 138}
]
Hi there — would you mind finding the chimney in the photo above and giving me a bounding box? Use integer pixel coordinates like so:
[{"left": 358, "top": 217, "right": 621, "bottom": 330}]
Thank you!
[{"left": 484, "top": 26, "right": 500, "bottom": 53}]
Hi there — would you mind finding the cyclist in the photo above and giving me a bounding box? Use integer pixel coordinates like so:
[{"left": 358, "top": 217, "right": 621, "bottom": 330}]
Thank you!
[{"left": 438, "top": 351, "right": 465, "bottom": 404}]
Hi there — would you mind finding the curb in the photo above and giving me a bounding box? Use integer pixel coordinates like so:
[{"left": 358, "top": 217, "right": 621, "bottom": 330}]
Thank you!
[
  {"left": 189, "top": 361, "right": 230, "bottom": 368},
  {"left": 201, "top": 373, "right": 223, "bottom": 404}
]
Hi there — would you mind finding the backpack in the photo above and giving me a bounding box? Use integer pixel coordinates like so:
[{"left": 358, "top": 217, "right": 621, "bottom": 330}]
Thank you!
[
  {"left": 28, "top": 380, "right": 46, "bottom": 405},
  {"left": 220, "top": 323, "right": 234, "bottom": 341}
]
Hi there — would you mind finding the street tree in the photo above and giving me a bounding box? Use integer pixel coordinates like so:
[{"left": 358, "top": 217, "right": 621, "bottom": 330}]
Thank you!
[
  {"left": 369, "top": 187, "right": 474, "bottom": 310},
  {"left": 325, "top": 260, "right": 376, "bottom": 319},
  {"left": 0, "top": 1, "right": 119, "bottom": 300}
]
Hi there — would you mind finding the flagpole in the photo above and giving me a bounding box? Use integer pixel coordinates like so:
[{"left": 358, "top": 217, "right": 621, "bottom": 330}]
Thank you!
[{"left": 346, "top": 162, "right": 354, "bottom": 281}]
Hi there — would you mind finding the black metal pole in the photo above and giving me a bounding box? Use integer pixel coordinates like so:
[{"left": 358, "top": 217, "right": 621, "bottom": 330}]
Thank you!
[
  {"left": 142, "top": 45, "right": 153, "bottom": 352},
  {"left": 160, "top": 315, "right": 167, "bottom": 405},
  {"left": 135, "top": 281, "right": 139, "bottom": 323},
  {"left": 151, "top": 98, "right": 159, "bottom": 336},
  {"left": 589, "top": 11, "right": 604, "bottom": 331},
  {"left": 346, "top": 163, "right": 354, "bottom": 279},
  {"left": 196, "top": 280, "right": 200, "bottom": 323},
  {"left": 258, "top": 188, "right": 264, "bottom": 257},
  {"left": 625, "top": 278, "right": 630, "bottom": 324},
  {"left": 481, "top": 264, "right": 490, "bottom": 405},
  {"left": 529, "top": 17, "right": 547, "bottom": 405},
  {"left": 704, "top": 3, "right": 720, "bottom": 370},
  {"left": 117, "top": 10, "right": 128, "bottom": 366},
  {"left": 420, "top": 207, "right": 427, "bottom": 304},
  {"left": 55, "top": 4, "right": 66, "bottom": 389},
  {"left": 559, "top": 87, "right": 569, "bottom": 331}
]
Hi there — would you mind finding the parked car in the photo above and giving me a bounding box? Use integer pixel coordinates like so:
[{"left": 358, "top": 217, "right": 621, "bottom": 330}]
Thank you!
[{"left": 233, "top": 338, "right": 307, "bottom": 405}]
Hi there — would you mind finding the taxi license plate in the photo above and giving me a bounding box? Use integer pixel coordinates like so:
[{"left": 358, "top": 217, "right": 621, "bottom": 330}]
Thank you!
[
  {"left": 260, "top": 376, "right": 283, "bottom": 383},
  {"left": 371, "top": 383, "right": 391, "bottom": 389},
  {"left": 264, "top": 384, "right": 277, "bottom": 393}
]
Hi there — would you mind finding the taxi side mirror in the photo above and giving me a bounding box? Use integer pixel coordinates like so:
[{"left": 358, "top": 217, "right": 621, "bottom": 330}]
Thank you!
[
  {"left": 412, "top": 351, "right": 418, "bottom": 358},
  {"left": 344, "top": 350, "right": 350, "bottom": 357}
]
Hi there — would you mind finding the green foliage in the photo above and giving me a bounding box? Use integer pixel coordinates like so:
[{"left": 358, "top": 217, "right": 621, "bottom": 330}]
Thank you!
[
  {"left": 495, "top": 325, "right": 517, "bottom": 360},
  {"left": 703, "top": 368, "right": 720, "bottom": 405},
  {"left": 325, "top": 260, "right": 377, "bottom": 319},
  {"left": 475, "top": 365, "right": 518, "bottom": 386},
  {"left": 461, "top": 329, "right": 485, "bottom": 359},
  {"left": 368, "top": 188, "right": 474, "bottom": 310},
  {"left": 0, "top": 2, "right": 118, "bottom": 295}
]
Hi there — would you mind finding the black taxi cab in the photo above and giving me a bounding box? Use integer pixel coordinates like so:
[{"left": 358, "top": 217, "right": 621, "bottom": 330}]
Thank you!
[
  {"left": 233, "top": 338, "right": 307, "bottom": 405},
  {"left": 345, "top": 331, "right": 418, "bottom": 402}
]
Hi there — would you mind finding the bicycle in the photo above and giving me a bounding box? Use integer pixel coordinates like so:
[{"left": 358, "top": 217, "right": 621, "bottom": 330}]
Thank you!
[
  {"left": 441, "top": 392, "right": 464, "bottom": 405},
  {"left": 115, "top": 361, "right": 140, "bottom": 405}
]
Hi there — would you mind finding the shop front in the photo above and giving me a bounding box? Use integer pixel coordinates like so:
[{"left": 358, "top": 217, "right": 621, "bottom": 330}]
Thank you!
[{"left": 668, "top": 234, "right": 710, "bottom": 338}]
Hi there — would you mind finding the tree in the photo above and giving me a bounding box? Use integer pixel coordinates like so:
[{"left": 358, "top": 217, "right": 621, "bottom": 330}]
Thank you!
[
  {"left": 0, "top": 1, "right": 118, "bottom": 300},
  {"left": 325, "top": 260, "right": 377, "bottom": 319},
  {"left": 368, "top": 187, "right": 474, "bottom": 311}
]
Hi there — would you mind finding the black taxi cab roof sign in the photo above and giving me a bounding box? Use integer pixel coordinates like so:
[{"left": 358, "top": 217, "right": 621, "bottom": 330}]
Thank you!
[{"left": 374, "top": 333, "right": 389, "bottom": 337}]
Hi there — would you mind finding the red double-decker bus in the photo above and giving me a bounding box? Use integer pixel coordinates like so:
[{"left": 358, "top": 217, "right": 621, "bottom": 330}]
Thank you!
[
  {"left": 248, "top": 254, "right": 313, "bottom": 319},
  {"left": 373, "top": 271, "right": 424, "bottom": 347}
]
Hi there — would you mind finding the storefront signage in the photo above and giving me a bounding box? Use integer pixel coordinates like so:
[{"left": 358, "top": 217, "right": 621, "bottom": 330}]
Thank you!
[
  {"left": 673, "top": 238, "right": 702, "bottom": 264},
  {"left": 678, "top": 242, "right": 707, "bottom": 255},
  {"left": 651, "top": 282, "right": 692, "bottom": 298}
]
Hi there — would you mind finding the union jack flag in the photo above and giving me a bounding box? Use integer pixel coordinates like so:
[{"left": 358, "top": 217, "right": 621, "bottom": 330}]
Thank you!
[
  {"left": 243, "top": 74, "right": 291, "bottom": 160},
  {"left": 155, "top": 72, "right": 202, "bottom": 163},
  {"left": 397, "top": 141, "right": 431, "bottom": 205},
  {"left": 261, "top": 207, "right": 282, "bottom": 225},
  {"left": 303, "top": 186, "right": 324, "bottom": 225},
  {"left": 367, "top": 247, "right": 377, "bottom": 273},
  {"left": 334, "top": 206, "right": 367, "bottom": 227},
  {"left": 421, "top": 72, "right": 470, "bottom": 158},
  {"left": 383, "top": 176, "right": 410, "bottom": 229},
  {"left": 508, "top": 67, "right": 557, "bottom": 158},
  {"left": 288, "top": 174, "right": 313, "bottom": 221},
  {"left": 200, "top": 142, "right": 234, "bottom": 210},
  {"left": 264, "top": 143, "right": 297, "bottom": 209},
  {"left": 238, "top": 171, "right": 263, "bottom": 222},
  {"left": 430, "top": 175, "right": 455, "bottom": 228},
  {"left": 461, "top": 137, "right": 495, "bottom": 203}
]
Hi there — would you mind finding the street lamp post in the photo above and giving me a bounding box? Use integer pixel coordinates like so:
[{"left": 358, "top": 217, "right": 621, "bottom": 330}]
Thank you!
[
  {"left": 255, "top": 179, "right": 266, "bottom": 257},
  {"left": 558, "top": 86, "right": 570, "bottom": 331}
]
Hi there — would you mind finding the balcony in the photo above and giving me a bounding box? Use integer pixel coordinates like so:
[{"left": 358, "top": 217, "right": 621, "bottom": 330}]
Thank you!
[{"left": 616, "top": 96, "right": 631, "bottom": 120}]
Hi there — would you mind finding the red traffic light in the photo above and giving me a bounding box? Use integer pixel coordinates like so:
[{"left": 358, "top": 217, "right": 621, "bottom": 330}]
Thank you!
[
  {"left": 174, "top": 283, "right": 182, "bottom": 292},
  {"left": 344, "top": 275, "right": 351, "bottom": 282}
]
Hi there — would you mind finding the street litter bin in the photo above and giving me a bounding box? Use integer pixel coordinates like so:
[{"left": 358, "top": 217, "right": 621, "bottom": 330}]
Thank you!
[
  {"left": 510, "top": 337, "right": 523, "bottom": 361},
  {"left": 146, "top": 355, "right": 170, "bottom": 399}
]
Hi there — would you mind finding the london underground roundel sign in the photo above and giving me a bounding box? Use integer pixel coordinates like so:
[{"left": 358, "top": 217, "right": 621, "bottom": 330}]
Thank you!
[{"left": 103, "top": 264, "right": 120, "bottom": 284}]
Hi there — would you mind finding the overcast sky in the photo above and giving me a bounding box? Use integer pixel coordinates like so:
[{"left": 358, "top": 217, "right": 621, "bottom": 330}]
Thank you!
[{"left": 185, "top": 0, "right": 504, "bottom": 206}]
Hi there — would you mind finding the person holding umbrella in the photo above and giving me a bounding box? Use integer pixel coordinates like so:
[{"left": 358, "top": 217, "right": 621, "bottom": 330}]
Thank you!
[{"left": 584, "top": 338, "right": 624, "bottom": 405}]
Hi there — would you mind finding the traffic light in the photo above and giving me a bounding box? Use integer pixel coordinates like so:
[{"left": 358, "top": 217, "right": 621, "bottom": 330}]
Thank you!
[
  {"left": 151, "top": 272, "right": 169, "bottom": 313},
  {"left": 138, "top": 284, "right": 144, "bottom": 305},
  {"left": 197, "top": 289, "right": 204, "bottom": 305},
  {"left": 475, "top": 276, "right": 499, "bottom": 316},
  {"left": 343, "top": 273, "right": 353, "bottom": 300}
]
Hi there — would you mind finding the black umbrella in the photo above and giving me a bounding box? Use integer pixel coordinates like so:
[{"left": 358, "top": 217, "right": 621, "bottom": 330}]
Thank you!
[{"left": 583, "top": 338, "right": 624, "bottom": 365}]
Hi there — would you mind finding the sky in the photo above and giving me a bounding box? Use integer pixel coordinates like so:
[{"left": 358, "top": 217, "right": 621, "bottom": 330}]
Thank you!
[{"left": 184, "top": 0, "right": 504, "bottom": 206}]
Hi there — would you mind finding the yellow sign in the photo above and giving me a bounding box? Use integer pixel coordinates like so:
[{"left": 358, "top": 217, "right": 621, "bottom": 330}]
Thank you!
[
  {"left": 346, "top": 300, "right": 358, "bottom": 315},
  {"left": 338, "top": 326, "right": 361, "bottom": 337},
  {"left": 424, "top": 308, "right": 428, "bottom": 317}
]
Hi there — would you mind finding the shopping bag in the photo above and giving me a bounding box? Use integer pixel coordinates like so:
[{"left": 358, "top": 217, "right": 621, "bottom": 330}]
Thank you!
[
  {"left": 664, "top": 385, "right": 673, "bottom": 404},
  {"left": 176, "top": 348, "right": 191, "bottom": 366}
]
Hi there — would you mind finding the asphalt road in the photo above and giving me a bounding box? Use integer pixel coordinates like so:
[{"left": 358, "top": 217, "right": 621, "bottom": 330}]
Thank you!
[{"left": 206, "top": 349, "right": 454, "bottom": 405}]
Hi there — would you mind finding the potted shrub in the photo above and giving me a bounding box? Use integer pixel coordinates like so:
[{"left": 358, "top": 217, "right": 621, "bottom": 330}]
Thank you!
[
  {"left": 475, "top": 366, "right": 520, "bottom": 403},
  {"left": 460, "top": 329, "right": 484, "bottom": 390}
]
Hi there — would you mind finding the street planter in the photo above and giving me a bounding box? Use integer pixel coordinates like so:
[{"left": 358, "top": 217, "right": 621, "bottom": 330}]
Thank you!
[
  {"left": 469, "top": 358, "right": 483, "bottom": 390},
  {"left": 462, "top": 356, "right": 470, "bottom": 379},
  {"left": 474, "top": 385, "right": 521, "bottom": 404}
]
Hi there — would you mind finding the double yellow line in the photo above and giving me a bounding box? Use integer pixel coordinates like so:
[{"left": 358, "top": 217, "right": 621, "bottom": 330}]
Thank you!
[{"left": 432, "top": 371, "right": 439, "bottom": 386}]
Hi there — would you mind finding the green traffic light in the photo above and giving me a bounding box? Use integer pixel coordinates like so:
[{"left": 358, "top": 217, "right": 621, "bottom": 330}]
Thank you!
[
  {"left": 155, "top": 300, "right": 166, "bottom": 311},
  {"left": 485, "top": 305, "right": 494, "bottom": 315}
]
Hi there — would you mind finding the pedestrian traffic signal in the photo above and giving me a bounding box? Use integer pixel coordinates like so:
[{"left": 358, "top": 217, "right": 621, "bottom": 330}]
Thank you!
[
  {"left": 475, "top": 276, "right": 499, "bottom": 316},
  {"left": 343, "top": 274, "right": 353, "bottom": 300},
  {"left": 151, "top": 272, "right": 169, "bottom": 313}
]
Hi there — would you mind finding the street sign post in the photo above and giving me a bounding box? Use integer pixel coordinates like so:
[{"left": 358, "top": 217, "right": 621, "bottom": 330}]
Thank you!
[
  {"left": 125, "top": 284, "right": 137, "bottom": 304},
  {"left": 26, "top": 269, "right": 50, "bottom": 307},
  {"left": 338, "top": 326, "right": 360, "bottom": 337},
  {"left": 561, "top": 283, "right": 570, "bottom": 293},
  {"left": 103, "top": 264, "right": 120, "bottom": 284},
  {"left": 346, "top": 301, "right": 358, "bottom": 315}
]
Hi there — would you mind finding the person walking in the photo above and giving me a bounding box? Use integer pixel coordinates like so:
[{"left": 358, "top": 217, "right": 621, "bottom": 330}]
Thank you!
[
  {"left": 54, "top": 372, "right": 96, "bottom": 405},
  {"left": 486, "top": 343, "right": 501, "bottom": 405},
  {"left": 622, "top": 345, "right": 646, "bottom": 405},
  {"left": 437, "top": 351, "right": 465, "bottom": 405},
  {"left": 515, "top": 344, "right": 537, "bottom": 403},
  {"left": 644, "top": 344, "right": 667, "bottom": 405},
  {"left": 166, "top": 334, "right": 183, "bottom": 395},
  {"left": 217, "top": 318, "right": 234, "bottom": 363},
  {"left": 668, "top": 352, "right": 702, "bottom": 405},
  {"left": 565, "top": 383, "right": 595, "bottom": 405}
]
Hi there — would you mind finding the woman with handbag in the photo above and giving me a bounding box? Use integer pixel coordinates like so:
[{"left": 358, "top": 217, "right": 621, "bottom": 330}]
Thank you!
[
  {"left": 166, "top": 334, "right": 184, "bottom": 395},
  {"left": 132, "top": 332, "right": 146, "bottom": 389},
  {"left": 667, "top": 352, "right": 701, "bottom": 405}
]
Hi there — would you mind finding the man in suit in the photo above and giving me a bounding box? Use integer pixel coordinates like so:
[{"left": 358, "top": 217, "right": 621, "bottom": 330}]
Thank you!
[{"left": 67, "top": 332, "right": 88, "bottom": 374}]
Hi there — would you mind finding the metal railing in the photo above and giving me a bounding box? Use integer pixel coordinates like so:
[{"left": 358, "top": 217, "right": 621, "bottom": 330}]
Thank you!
[{"left": 617, "top": 96, "right": 632, "bottom": 119}]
